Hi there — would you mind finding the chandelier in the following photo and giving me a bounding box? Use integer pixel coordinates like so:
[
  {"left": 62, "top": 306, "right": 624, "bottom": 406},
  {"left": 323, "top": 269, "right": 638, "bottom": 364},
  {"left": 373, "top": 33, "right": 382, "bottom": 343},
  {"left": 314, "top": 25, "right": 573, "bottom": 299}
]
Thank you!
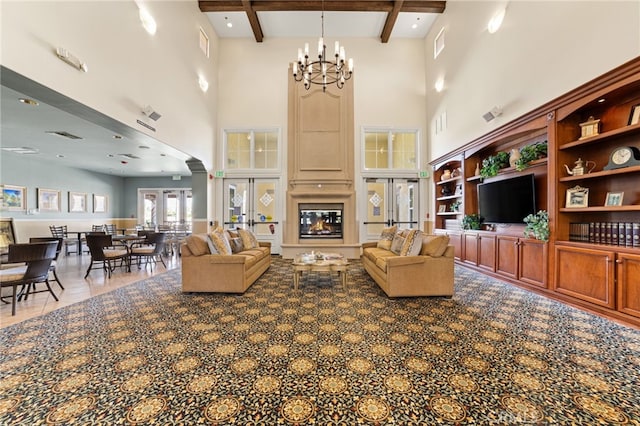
[{"left": 292, "top": 3, "right": 353, "bottom": 92}]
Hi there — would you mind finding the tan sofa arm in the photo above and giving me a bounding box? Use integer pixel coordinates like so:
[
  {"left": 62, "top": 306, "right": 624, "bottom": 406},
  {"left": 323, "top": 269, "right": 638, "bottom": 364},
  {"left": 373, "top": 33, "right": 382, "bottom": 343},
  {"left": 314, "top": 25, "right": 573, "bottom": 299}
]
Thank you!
[
  {"left": 362, "top": 241, "right": 378, "bottom": 249},
  {"left": 385, "top": 256, "right": 425, "bottom": 267},
  {"left": 259, "top": 241, "right": 271, "bottom": 248}
]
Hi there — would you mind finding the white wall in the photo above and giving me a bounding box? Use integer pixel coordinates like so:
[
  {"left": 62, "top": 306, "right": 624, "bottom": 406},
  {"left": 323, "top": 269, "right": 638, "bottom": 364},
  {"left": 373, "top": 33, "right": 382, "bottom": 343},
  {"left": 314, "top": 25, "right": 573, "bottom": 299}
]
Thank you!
[
  {"left": 425, "top": 1, "right": 640, "bottom": 161},
  {"left": 0, "top": 1, "right": 218, "bottom": 171}
]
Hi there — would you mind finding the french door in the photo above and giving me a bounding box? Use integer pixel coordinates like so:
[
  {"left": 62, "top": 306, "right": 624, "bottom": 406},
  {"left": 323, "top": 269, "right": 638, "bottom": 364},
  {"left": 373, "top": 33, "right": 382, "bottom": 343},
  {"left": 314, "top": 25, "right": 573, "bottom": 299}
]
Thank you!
[
  {"left": 138, "top": 189, "right": 192, "bottom": 228},
  {"left": 362, "top": 178, "right": 419, "bottom": 241},
  {"left": 222, "top": 178, "right": 281, "bottom": 253}
]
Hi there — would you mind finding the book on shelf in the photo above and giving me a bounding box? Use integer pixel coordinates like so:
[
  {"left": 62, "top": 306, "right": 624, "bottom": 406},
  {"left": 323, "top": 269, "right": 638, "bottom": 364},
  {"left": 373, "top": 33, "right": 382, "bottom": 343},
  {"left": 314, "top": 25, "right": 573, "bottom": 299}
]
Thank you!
[
  {"left": 569, "top": 222, "right": 590, "bottom": 243},
  {"left": 579, "top": 222, "right": 640, "bottom": 247}
]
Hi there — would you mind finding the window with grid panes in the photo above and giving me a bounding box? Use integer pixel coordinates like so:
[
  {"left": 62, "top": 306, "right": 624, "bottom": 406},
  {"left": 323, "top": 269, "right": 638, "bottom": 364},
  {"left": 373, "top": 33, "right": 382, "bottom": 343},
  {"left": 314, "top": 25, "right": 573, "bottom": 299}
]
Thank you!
[
  {"left": 225, "top": 130, "right": 279, "bottom": 170},
  {"left": 363, "top": 130, "right": 417, "bottom": 170}
]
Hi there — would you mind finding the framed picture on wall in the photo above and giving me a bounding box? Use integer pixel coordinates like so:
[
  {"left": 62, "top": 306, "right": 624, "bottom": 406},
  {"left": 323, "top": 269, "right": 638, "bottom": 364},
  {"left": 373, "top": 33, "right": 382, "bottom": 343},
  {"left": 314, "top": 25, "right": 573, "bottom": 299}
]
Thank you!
[
  {"left": 1, "top": 185, "right": 26, "bottom": 211},
  {"left": 93, "top": 194, "right": 107, "bottom": 213},
  {"left": 37, "top": 188, "right": 61, "bottom": 212},
  {"left": 0, "top": 217, "right": 17, "bottom": 254},
  {"left": 69, "top": 192, "right": 87, "bottom": 213}
]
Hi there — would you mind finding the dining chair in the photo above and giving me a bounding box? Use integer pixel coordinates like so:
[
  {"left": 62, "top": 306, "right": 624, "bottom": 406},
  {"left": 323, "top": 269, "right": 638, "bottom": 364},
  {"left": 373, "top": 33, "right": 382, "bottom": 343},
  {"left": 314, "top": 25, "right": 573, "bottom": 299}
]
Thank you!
[
  {"left": 103, "top": 224, "right": 117, "bottom": 235},
  {"left": 129, "top": 232, "right": 167, "bottom": 270},
  {"left": 92, "top": 225, "right": 105, "bottom": 232},
  {"left": 84, "top": 234, "right": 130, "bottom": 279},
  {"left": 49, "top": 225, "right": 79, "bottom": 256},
  {"left": 0, "top": 241, "right": 58, "bottom": 316},
  {"left": 29, "top": 237, "right": 64, "bottom": 290}
]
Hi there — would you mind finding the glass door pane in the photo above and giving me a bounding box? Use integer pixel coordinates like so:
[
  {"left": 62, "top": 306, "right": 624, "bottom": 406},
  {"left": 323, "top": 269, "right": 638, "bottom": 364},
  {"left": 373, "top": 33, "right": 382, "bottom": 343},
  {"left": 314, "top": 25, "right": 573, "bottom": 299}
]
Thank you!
[
  {"left": 363, "top": 179, "right": 389, "bottom": 240},
  {"left": 393, "top": 179, "right": 419, "bottom": 229}
]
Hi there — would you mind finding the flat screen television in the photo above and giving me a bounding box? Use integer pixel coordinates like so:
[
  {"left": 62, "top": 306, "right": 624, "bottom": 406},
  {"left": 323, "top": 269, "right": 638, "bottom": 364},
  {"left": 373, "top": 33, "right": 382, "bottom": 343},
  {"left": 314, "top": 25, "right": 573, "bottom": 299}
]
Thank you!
[{"left": 477, "top": 173, "right": 536, "bottom": 224}]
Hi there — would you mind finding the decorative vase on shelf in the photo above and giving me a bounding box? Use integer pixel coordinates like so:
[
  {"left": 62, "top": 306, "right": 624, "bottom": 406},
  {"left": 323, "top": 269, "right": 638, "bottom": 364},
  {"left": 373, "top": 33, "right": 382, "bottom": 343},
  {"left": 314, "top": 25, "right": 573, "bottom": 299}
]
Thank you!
[
  {"left": 509, "top": 148, "right": 521, "bottom": 168},
  {"left": 441, "top": 169, "right": 452, "bottom": 181},
  {"left": 474, "top": 163, "right": 480, "bottom": 176}
]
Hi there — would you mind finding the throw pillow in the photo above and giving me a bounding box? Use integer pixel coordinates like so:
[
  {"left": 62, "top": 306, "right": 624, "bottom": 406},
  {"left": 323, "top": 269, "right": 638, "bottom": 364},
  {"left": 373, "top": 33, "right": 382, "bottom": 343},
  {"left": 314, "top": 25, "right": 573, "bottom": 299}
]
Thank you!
[
  {"left": 400, "top": 229, "right": 422, "bottom": 256},
  {"left": 206, "top": 235, "right": 218, "bottom": 254},
  {"left": 209, "top": 227, "right": 232, "bottom": 255},
  {"left": 229, "top": 237, "right": 244, "bottom": 253},
  {"left": 377, "top": 225, "right": 397, "bottom": 250},
  {"left": 237, "top": 228, "right": 259, "bottom": 249},
  {"left": 420, "top": 235, "right": 450, "bottom": 257},
  {"left": 390, "top": 233, "right": 405, "bottom": 255},
  {"left": 185, "top": 235, "right": 210, "bottom": 256}
]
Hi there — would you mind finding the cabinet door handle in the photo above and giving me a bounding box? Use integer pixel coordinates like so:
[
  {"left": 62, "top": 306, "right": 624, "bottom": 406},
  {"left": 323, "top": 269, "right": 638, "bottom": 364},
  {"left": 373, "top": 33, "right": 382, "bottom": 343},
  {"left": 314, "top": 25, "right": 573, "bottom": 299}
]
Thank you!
[{"left": 616, "top": 259, "right": 623, "bottom": 264}]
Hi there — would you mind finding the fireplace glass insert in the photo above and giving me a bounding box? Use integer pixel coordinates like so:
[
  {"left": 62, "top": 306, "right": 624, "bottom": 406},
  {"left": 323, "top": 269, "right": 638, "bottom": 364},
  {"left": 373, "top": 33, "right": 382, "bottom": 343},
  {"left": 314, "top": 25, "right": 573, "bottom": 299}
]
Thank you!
[{"left": 299, "top": 204, "right": 343, "bottom": 239}]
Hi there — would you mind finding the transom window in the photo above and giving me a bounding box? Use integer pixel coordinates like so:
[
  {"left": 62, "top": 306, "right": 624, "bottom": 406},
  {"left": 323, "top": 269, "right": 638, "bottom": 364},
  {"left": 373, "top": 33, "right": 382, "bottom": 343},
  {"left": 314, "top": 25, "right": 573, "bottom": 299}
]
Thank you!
[
  {"left": 363, "top": 129, "right": 418, "bottom": 170},
  {"left": 224, "top": 129, "right": 279, "bottom": 170}
]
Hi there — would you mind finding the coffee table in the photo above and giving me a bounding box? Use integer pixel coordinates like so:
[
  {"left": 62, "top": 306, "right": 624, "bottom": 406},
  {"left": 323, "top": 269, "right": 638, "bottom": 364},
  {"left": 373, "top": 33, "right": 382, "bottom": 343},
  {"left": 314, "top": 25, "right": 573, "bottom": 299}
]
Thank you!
[{"left": 292, "top": 252, "right": 348, "bottom": 290}]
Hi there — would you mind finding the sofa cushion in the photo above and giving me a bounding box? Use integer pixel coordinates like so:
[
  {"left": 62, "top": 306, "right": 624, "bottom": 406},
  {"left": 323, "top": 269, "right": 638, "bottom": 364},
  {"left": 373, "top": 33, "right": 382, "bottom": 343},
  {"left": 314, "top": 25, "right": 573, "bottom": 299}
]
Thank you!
[
  {"left": 238, "top": 228, "right": 259, "bottom": 249},
  {"left": 390, "top": 234, "right": 405, "bottom": 255},
  {"left": 229, "top": 237, "right": 244, "bottom": 253},
  {"left": 400, "top": 229, "right": 422, "bottom": 256},
  {"left": 186, "top": 234, "right": 211, "bottom": 256},
  {"left": 209, "top": 227, "right": 232, "bottom": 255},
  {"left": 206, "top": 235, "right": 218, "bottom": 254},
  {"left": 420, "top": 234, "right": 450, "bottom": 257},
  {"left": 376, "top": 225, "right": 397, "bottom": 250}
]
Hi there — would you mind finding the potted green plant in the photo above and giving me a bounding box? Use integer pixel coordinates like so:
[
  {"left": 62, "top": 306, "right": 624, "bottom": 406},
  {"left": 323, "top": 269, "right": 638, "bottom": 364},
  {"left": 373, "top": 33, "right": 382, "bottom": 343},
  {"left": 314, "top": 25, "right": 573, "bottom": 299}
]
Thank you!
[
  {"left": 515, "top": 141, "right": 548, "bottom": 171},
  {"left": 480, "top": 151, "right": 510, "bottom": 178},
  {"left": 523, "top": 210, "right": 549, "bottom": 242},
  {"left": 462, "top": 213, "right": 484, "bottom": 230}
]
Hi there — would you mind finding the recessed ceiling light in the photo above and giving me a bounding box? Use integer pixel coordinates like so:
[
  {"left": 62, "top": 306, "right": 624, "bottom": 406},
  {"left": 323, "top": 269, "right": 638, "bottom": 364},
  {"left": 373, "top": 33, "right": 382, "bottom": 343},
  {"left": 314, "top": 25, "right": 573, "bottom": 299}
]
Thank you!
[
  {"left": 113, "top": 135, "right": 123, "bottom": 139},
  {"left": 597, "top": 98, "right": 606, "bottom": 103},
  {"left": 160, "top": 153, "right": 166, "bottom": 157},
  {"left": 138, "top": 145, "right": 150, "bottom": 149},
  {"left": 412, "top": 17, "right": 420, "bottom": 29},
  {"left": 19, "top": 98, "right": 39, "bottom": 106},
  {"left": 225, "top": 16, "right": 232, "bottom": 28},
  {"left": 108, "top": 154, "right": 115, "bottom": 158}
]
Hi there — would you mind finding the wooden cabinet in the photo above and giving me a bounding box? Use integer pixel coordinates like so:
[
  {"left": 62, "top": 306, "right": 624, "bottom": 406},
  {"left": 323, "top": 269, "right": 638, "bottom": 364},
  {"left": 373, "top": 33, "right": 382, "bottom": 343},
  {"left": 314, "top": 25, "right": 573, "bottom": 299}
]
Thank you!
[
  {"left": 462, "top": 232, "right": 495, "bottom": 272},
  {"left": 518, "top": 238, "right": 548, "bottom": 288},
  {"left": 616, "top": 252, "right": 640, "bottom": 318},
  {"left": 554, "top": 244, "right": 616, "bottom": 309},
  {"left": 429, "top": 57, "right": 640, "bottom": 328},
  {"left": 496, "top": 235, "right": 547, "bottom": 288}
]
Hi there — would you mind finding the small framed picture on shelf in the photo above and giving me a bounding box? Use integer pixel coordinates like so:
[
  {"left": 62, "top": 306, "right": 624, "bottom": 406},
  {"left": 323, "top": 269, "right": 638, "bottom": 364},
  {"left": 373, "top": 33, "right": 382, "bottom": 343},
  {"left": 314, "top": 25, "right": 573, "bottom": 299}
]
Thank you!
[
  {"left": 565, "top": 185, "right": 589, "bottom": 208},
  {"left": 438, "top": 205, "right": 447, "bottom": 213},
  {"left": 604, "top": 192, "right": 624, "bottom": 207},
  {"left": 629, "top": 104, "right": 640, "bottom": 125}
]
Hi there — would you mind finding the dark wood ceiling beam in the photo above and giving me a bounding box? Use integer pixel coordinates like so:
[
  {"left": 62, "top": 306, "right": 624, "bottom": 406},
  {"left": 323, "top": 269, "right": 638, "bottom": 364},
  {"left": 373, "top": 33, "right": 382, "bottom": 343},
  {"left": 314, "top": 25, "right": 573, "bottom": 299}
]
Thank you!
[
  {"left": 380, "top": 0, "right": 403, "bottom": 43},
  {"left": 241, "top": 0, "right": 264, "bottom": 42},
  {"left": 200, "top": 1, "right": 445, "bottom": 14}
]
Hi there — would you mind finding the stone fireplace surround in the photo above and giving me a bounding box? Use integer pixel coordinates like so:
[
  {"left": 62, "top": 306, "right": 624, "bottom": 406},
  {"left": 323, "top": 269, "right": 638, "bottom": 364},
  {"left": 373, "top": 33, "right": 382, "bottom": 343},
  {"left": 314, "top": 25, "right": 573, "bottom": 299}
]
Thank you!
[
  {"left": 282, "top": 180, "right": 360, "bottom": 259},
  {"left": 282, "top": 69, "right": 359, "bottom": 259}
]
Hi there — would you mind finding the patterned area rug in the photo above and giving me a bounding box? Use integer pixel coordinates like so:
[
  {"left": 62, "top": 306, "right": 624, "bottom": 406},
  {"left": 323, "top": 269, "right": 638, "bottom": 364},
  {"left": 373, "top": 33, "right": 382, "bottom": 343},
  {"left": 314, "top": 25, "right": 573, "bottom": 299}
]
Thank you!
[{"left": 1, "top": 258, "right": 639, "bottom": 425}]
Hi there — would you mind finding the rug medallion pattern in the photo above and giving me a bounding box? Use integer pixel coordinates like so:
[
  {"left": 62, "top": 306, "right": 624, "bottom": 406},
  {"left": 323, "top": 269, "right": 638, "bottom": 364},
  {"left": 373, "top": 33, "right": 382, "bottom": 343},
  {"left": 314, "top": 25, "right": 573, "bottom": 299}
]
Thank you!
[{"left": 1, "top": 258, "right": 639, "bottom": 424}]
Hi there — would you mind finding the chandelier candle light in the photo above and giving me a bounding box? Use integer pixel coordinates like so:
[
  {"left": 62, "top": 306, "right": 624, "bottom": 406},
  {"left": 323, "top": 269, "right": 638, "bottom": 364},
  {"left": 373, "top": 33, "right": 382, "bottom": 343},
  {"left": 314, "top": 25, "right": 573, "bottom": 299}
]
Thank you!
[{"left": 292, "top": 6, "right": 353, "bottom": 92}]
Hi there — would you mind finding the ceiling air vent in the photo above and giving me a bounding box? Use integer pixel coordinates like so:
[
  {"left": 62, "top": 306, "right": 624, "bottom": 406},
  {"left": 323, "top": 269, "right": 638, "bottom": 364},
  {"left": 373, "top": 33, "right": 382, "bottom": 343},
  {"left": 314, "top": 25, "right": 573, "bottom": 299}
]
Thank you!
[
  {"left": 45, "top": 130, "right": 83, "bottom": 140},
  {"left": 2, "top": 147, "right": 40, "bottom": 154},
  {"left": 119, "top": 154, "right": 141, "bottom": 159}
]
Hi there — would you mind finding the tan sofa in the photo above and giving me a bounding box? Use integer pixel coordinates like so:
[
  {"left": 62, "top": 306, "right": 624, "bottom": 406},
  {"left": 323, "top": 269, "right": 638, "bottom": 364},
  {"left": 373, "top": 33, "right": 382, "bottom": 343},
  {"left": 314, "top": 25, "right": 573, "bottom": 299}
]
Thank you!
[
  {"left": 181, "top": 234, "right": 271, "bottom": 293},
  {"left": 361, "top": 233, "right": 454, "bottom": 297}
]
